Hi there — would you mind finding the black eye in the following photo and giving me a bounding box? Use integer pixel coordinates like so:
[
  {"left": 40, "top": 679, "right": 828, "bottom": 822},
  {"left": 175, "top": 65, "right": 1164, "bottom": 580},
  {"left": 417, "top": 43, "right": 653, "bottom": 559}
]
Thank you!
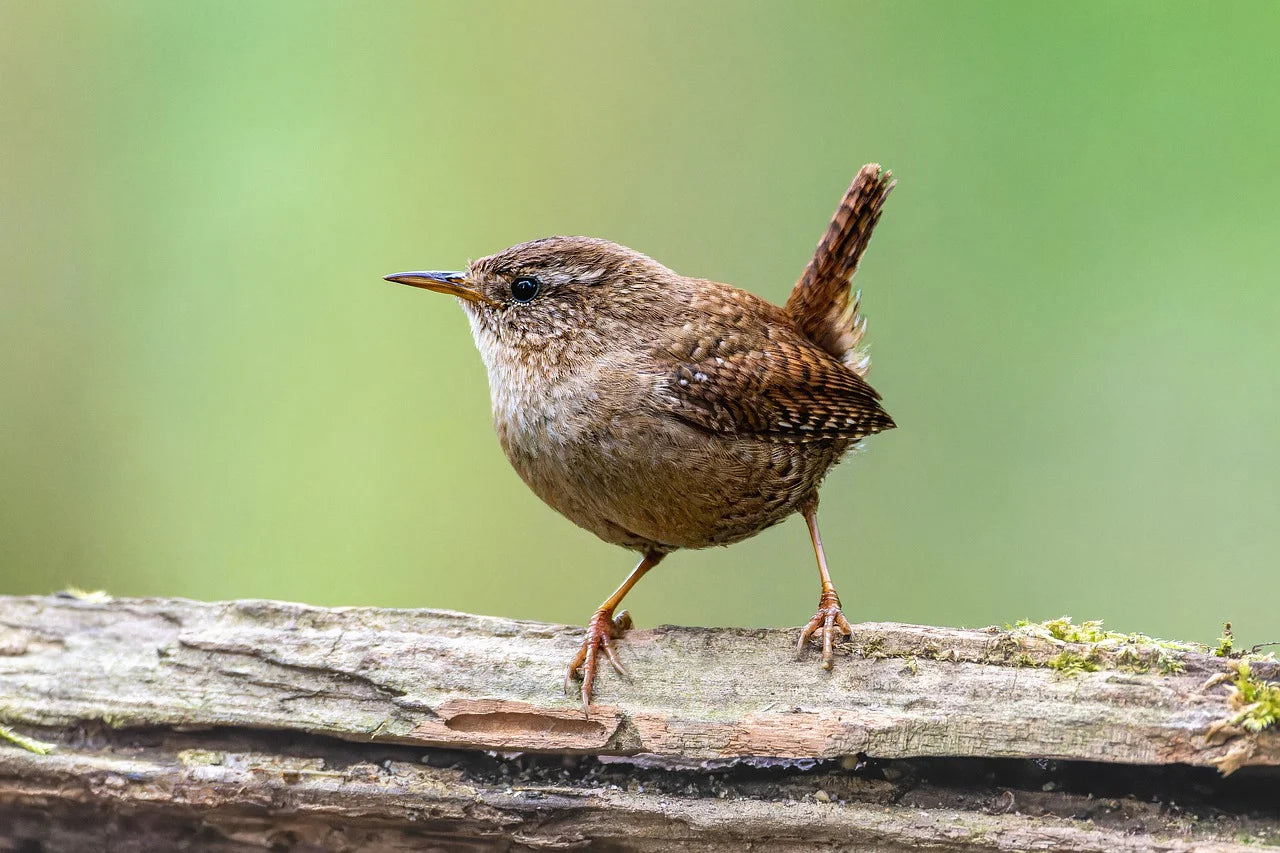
[{"left": 510, "top": 276, "right": 541, "bottom": 303}]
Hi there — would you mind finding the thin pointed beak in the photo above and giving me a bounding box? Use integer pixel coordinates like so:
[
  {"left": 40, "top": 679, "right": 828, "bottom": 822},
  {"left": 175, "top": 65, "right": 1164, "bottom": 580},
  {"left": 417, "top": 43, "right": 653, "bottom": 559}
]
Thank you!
[{"left": 383, "top": 270, "right": 499, "bottom": 307}]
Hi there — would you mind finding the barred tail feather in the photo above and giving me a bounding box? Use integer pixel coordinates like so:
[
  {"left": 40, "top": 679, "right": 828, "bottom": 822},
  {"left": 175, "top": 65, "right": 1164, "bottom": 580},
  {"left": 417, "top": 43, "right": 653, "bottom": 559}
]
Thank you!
[{"left": 785, "top": 164, "right": 894, "bottom": 377}]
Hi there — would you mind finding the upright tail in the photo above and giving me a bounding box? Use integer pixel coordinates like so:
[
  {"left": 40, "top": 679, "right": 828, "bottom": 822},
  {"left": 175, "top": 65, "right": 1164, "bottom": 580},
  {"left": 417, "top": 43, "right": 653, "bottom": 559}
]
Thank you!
[{"left": 784, "top": 164, "right": 895, "bottom": 378}]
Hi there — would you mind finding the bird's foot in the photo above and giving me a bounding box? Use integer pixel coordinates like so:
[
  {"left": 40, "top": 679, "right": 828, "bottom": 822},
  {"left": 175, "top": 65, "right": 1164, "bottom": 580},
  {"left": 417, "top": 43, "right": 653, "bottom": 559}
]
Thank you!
[
  {"left": 565, "top": 607, "right": 633, "bottom": 713},
  {"left": 796, "top": 589, "right": 852, "bottom": 669}
]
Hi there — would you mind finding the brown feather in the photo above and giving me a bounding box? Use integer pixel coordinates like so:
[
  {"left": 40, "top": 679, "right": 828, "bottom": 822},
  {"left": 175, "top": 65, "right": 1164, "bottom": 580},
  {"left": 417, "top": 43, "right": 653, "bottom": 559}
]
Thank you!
[
  {"left": 651, "top": 282, "right": 895, "bottom": 443},
  {"left": 785, "top": 164, "right": 895, "bottom": 376}
]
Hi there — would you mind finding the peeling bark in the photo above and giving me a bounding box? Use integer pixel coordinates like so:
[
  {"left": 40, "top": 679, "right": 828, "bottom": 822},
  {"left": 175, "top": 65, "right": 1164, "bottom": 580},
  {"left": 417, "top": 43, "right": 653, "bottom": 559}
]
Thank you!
[{"left": 0, "top": 595, "right": 1276, "bottom": 851}]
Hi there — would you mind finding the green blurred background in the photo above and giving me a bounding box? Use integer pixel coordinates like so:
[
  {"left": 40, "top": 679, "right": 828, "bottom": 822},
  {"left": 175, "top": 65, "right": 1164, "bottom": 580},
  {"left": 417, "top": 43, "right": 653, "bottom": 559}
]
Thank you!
[{"left": 3, "top": 2, "right": 1278, "bottom": 647}]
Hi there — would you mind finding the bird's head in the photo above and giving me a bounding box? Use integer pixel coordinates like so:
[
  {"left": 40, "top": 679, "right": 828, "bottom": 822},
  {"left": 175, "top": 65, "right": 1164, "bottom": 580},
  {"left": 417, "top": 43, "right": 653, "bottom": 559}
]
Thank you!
[{"left": 386, "top": 236, "right": 679, "bottom": 364}]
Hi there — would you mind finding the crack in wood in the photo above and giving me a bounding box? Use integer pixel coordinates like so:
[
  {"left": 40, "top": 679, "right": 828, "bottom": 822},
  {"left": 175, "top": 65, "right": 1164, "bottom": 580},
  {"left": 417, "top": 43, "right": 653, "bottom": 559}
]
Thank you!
[{"left": 0, "top": 595, "right": 1277, "bottom": 851}]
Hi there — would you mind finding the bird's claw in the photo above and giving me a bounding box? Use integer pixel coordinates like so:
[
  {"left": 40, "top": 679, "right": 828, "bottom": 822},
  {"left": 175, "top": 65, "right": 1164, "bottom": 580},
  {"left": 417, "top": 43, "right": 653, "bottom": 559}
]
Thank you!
[
  {"left": 796, "top": 591, "right": 852, "bottom": 669},
  {"left": 565, "top": 607, "right": 633, "bottom": 713}
]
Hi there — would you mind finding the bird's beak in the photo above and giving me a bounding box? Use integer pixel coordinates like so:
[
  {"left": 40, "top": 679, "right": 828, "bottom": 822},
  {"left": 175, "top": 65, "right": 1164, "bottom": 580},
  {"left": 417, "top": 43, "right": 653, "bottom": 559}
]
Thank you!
[{"left": 383, "top": 271, "right": 500, "bottom": 307}]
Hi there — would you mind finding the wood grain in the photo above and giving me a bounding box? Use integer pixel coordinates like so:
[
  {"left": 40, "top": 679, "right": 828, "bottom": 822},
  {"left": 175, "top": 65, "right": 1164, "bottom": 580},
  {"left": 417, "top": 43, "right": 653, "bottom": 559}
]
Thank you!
[{"left": 0, "top": 595, "right": 1276, "bottom": 851}]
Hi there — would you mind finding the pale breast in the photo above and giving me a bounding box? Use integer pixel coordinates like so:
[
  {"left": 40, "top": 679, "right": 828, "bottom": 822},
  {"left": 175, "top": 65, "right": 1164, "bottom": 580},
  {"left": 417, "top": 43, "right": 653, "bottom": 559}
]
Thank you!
[
  {"left": 491, "top": 365, "right": 847, "bottom": 551},
  {"left": 470, "top": 309, "right": 851, "bottom": 551}
]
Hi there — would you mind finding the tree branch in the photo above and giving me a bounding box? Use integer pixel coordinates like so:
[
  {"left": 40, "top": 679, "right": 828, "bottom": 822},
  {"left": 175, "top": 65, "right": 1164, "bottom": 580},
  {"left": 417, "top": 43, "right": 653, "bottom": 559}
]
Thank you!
[{"left": 0, "top": 595, "right": 1276, "bottom": 851}]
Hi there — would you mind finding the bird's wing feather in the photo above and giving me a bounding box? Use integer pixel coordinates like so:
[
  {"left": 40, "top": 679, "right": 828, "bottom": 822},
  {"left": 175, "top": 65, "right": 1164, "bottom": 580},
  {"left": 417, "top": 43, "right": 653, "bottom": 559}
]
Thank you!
[
  {"left": 784, "top": 164, "right": 894, "bottom": 377},
  {"left": 651, "top": 320, "right": 895, "bottom": 443}
]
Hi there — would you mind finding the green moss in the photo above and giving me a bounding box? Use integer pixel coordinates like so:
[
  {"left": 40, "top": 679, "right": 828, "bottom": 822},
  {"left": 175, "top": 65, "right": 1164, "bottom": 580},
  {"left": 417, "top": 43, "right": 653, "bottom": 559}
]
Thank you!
[
  {"left": 1041, "top": 617, "right": 1109, "bottom": 644},
  {"left": 915, "top": 641, "right": 942, "bottom": 660},
  {"left": 178, "top": 749, "right": 226, "bottom": 766},
  {"left": 1215, "top": 622, "right": 1235, "bottom": 658},
  {"left": 56, "top": 586, "right": 113, "bottom": 602},
  {"left": 1010, "top": 616, "right": 1206, "bottom": 675},
  {"left": 1113, "top": 647, "right": 1150, "bottom": 673},
  {"left": 1226, "top": 661, "right": 1280, "bottom": 734},
  {"left": 0, "top": 723, "right": 54, "bottom": 755},
  {"left": 1047, "top": 650, "right": 1101, "bottom": 676},
  {"left": 860, "top": 636, "right": 887, "bottom": 660},
  {"left": 1158, "top": 653, "right": 1186, "bottom": 675},
  {"left": 1012, "top": 616, "right": 1201, "bottom": 652}
]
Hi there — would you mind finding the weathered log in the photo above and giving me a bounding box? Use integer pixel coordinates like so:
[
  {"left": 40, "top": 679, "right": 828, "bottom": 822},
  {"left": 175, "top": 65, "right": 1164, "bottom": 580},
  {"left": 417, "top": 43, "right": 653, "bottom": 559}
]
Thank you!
[{"left": 0, "top": 595, "right": 1276, "bottom": 851}]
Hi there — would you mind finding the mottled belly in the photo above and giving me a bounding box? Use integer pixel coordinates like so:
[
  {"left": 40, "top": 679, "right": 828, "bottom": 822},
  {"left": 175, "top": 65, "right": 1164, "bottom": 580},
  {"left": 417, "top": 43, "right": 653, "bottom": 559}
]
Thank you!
[{"left": 500, "top": 412, "right": 850, "bottom": 552}]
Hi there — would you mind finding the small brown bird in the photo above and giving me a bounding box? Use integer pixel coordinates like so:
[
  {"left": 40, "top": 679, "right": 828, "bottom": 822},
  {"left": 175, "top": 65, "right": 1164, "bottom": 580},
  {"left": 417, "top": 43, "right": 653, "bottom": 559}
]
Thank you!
[{"left": 386, "top": 164, "right": 896, "bottom": 710}]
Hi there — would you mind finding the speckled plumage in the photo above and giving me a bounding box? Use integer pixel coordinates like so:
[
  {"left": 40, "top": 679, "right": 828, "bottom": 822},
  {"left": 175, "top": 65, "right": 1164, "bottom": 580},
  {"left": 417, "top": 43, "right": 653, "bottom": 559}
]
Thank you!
[{"left": 387, "top": 164, "right": 897, "bottom": 708}]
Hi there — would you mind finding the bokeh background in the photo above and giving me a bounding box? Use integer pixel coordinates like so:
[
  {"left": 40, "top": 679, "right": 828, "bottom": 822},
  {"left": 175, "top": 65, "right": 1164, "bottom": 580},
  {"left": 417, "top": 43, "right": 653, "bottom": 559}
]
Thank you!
[{"left": 3, "top": 2, "right": 1278, "bottom": 647}]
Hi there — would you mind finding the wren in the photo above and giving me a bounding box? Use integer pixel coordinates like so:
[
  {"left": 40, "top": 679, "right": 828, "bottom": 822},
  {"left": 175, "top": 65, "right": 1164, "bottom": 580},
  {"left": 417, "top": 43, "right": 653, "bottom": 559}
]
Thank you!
[{"left": 386, "top": 164, "right": 896, "bottom": 710}]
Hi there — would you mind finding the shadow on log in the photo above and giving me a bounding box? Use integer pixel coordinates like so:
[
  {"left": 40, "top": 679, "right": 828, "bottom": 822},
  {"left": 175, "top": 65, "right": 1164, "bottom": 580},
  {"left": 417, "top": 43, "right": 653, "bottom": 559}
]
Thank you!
[{"left": 0, "top": 595, "right": 1277, "bottom": 851}]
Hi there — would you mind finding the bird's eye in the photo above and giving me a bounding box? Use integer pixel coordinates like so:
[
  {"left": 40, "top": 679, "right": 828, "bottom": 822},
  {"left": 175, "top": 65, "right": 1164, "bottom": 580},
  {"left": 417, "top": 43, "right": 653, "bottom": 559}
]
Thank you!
[{"left": 510, "top": 276, "right": 541, "bottom": 303}]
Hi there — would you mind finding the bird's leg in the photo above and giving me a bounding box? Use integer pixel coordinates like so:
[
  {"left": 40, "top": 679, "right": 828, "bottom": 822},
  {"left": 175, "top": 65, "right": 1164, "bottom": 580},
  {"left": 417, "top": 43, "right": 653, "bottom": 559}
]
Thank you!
[
  {"left": 565, "top": 550, "right": 665, "bottom": 712},
  {"left": 796, "top": 503, "right": 853, "bottom": 668}
]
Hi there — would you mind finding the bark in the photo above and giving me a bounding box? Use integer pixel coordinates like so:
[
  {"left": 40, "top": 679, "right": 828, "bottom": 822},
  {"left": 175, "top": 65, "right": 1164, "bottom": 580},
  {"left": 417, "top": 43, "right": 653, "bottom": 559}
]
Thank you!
[{"left": 0, "top": 595, "right": 1276, "bottom": 851}]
